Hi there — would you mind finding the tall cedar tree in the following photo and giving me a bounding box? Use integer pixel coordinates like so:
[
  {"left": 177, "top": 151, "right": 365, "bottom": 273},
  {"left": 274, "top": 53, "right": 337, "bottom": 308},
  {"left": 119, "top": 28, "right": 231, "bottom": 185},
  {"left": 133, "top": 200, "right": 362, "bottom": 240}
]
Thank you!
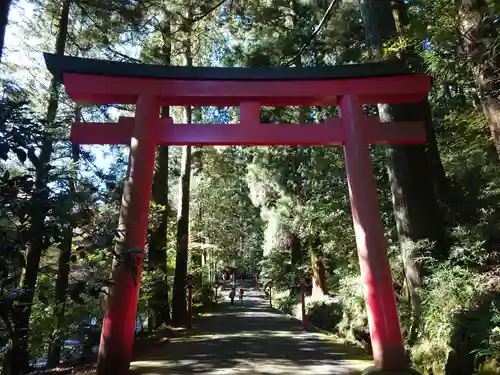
[
  {"left": 147, "top": 12, "right": 172, "bottom": 330},
  {"left": 171, "top": 4, "right": 194, "bottom": 325},
  {"left": 47, "top": 108, "right": 80, "bottom": 367},
  {"left": 4, "top": 0, "right": 71, "bottom": 373},
  {"left": 456, "top": 0, "right": 500, "bottom": 160},
  {"left": 361, "top": 0, "right": 449, "bottom": 345}
]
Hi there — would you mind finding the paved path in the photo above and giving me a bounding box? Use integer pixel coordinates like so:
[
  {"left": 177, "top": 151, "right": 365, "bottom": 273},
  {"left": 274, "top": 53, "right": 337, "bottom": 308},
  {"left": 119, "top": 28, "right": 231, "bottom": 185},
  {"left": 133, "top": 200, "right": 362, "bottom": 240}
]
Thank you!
[{"left": 130, "top": 281, "right": 371, "bottom": 375}]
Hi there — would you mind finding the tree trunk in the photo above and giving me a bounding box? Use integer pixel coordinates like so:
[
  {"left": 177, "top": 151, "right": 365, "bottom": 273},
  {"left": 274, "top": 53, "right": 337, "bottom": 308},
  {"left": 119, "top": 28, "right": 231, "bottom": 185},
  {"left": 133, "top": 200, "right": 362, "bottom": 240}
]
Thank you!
[
  {"left": 171, "top": 2, "right": 194, "bottom": 327},
  {"left": 310, "top": 233, "right": 328, "bottom": 297},
  {"left": 361, "top": 0, "right": 449, "bottom": 346},
  {"left": 147, "top": 14, "right": 172, "bottom": 330},
  {"left": 147, "top": 141, "right": 170, "bottom": 329},
  {"left": 456, "top": 0, "right": 500, "bottom": 160},
  {"left": 147, "top": 110, "right": 170, "bottom": 330},
  {"left": 171, "top": 140, "right": 192, "bottom": 326},
  {"left": 3, "top": 1, "right": 70, "bottom": 374},
  {"left": 392, "top": 1, "right": 452, "bottom": 213},
  {"left": 290, "top": 233, "right": 302, "bottom": 267},
  {"left": 47, "top": 107, "right": 80, "bottom": 368},
  {"left": 0, "top": 0, "right": 11, "bottom": 61}
]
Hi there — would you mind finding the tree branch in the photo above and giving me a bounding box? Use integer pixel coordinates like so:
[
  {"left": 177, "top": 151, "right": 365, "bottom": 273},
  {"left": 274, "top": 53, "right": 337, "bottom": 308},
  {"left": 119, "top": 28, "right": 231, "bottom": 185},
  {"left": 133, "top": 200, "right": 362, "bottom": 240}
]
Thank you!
[
  {"left": 105, "top": 46, "right": 142, "bottom": 63},
  {"left": 74, "top": 2, "right": 143, "bottom": 63},
  {"left": 282, "top": 0, "right": 342, "bottom": 66},
  {"left": 192, "top": 0, "right": 228, "bottom": 23}
]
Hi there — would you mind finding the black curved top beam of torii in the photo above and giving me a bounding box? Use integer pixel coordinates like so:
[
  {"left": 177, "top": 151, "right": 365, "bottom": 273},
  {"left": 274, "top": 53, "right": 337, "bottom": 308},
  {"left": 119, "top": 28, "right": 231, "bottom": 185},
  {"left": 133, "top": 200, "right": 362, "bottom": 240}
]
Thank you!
[
  {"left": 44, "top": 53, "right": 419, "bottom": 82},
  {"left": 43, "top": 52, "right": 431, "bottom": 147}
]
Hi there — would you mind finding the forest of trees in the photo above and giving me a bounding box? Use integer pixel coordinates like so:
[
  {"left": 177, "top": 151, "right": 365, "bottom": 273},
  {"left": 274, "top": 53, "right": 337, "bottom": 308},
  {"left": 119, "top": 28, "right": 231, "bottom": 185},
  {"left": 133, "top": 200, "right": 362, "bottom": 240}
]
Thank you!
[{"left": 0, "top": 0, "right": 499, "bottom": 374}]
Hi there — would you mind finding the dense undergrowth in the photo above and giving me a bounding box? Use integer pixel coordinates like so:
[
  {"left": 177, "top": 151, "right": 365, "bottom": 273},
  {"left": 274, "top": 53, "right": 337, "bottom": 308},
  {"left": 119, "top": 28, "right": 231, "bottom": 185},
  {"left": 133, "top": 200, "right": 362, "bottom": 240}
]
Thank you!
[{"left": 271, "top": 262, "right": 500, "bottom": 375}]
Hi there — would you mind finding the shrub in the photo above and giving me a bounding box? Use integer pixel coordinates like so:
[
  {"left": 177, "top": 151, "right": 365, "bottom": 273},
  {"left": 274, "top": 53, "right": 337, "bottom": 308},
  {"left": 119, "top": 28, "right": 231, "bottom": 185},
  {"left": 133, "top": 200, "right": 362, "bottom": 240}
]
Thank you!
[
  {"left": 306, "top": 297, "right": 343, "bottom": 332},
  {"left": 274, "top": 290, "right": 299, "bottom": 315},
  {"left": 411, "top": 339, "right": 450, "bottom": 375},
  {"left": 336, "top": 274, "right": 370, "bottom": 347},
  {"left": 471, "top": 296, "right": 500, "bottom": 374},
  {"left": 410, "top": 264, "right": 484, "bottom": 374},
  {"left": 193, "top": 284, "right": 216, "bottom": 311}
]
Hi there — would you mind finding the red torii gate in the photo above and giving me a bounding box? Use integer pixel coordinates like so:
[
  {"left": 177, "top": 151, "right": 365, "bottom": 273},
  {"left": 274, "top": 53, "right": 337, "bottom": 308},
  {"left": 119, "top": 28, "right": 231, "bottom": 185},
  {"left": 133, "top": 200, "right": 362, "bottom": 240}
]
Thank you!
[{"left": 45, "top": 53, "right": 429, "bottom": 375}]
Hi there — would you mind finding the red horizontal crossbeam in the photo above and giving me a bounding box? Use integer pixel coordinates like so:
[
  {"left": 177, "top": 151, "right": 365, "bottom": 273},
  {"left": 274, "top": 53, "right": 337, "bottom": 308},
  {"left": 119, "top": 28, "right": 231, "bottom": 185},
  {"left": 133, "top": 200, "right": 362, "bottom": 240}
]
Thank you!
[
  {"left": 161, "top": 122, "right": 346, "bottom": 146},
  {"left": 63, "top": 73, "right": 431, "bottom": 107},
  {"left": 70, "top": 117, "right": 426, "bottom": 146}
]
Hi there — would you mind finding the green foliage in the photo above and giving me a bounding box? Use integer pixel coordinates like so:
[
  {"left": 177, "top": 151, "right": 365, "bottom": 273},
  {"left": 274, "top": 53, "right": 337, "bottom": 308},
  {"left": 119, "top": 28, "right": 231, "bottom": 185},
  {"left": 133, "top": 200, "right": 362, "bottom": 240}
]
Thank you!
[
  {"left": 190, "top": 146, "right": 264, "bottom": 271},
  {"left": 273, "top": 291, "right": 343, "bottom": 333},
  {"left": 259, "top": 252, "right": 296, "bottom": 292},
  {"left": 274, "top": 291, "right": 300, "bottom": 316},
  {"left": 335, "top": 274, "right": 369, "bottom": 346},
  {"left": 192, "top": 285, "right": 216, "bottom": 311},
  {"left": 307, "top": 298, "right": 343, "bottom": 333},
  {"left": 474, "top": 325, "right": 500, "bottom": 371},
  {"left": 410, "top": 264, "right": 494, "bottom": 374},
  {"left": 423, "top": 265, "right": 481, "bottom": 340}
]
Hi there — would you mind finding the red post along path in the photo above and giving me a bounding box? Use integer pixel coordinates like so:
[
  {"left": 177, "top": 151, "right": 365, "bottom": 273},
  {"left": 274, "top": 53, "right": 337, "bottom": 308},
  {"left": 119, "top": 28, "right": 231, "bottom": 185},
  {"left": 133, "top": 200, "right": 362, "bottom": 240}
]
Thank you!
[{"left": 300, "top": 275, "right": 306, "bottom": 330}]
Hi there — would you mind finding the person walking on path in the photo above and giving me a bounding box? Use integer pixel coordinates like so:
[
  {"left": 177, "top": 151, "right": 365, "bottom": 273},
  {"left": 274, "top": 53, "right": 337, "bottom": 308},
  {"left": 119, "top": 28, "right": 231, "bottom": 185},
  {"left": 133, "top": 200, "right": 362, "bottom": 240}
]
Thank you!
[
  {"left": 229, "top": 287, "right": 236, "bottom": 306},
  {"left": 239, "top": 286, "right": 244, "bottom": 305}
]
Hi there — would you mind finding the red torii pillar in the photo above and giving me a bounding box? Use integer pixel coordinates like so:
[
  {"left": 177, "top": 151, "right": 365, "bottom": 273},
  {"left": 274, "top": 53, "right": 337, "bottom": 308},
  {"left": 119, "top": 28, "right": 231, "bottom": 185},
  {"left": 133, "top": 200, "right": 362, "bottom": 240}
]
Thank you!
[
  {"left": 341, "top": 95, "right": 408, "bottom": 371},
  {"left": 46, "top": 56, "right": 430, "bottom": 375},
  {"left": 95, "top": 97, "right": 160, "bottom": 375}
]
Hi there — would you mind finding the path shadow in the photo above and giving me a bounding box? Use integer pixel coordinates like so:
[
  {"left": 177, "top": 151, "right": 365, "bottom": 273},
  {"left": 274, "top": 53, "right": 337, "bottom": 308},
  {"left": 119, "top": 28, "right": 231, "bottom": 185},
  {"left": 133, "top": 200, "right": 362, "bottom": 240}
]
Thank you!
[{"left": 130, "top": 286, "right": 371, "bottom": 375}]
